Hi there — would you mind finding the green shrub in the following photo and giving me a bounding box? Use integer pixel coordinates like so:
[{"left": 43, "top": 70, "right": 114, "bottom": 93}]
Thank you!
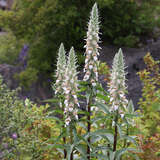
[
  {"left": 0, "top": 75, "right": 23, "bottom": 159},
  {"left": 0, "top": 74, "right": 61, "bottom": 159},
  {"left": 137, "top": 53, "right": 160, "bottom": 159},
  {"left": 0, "top": 31, "right": 21, "bottom": 64},
  {"left": 14, "top": 67, "right": 38, "bottom": 89}
]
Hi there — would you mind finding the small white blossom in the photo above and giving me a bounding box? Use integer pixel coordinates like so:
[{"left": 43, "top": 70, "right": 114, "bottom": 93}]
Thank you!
[
  {"left": 93, "top": 56, "right": 98, "bottom": 61},
  {"left": 92, "top": 82, "right": 96, "bottom": 87},
  {"left": 89, "top": 65, "right": 93, "bottom": 69},
  {"left": 65, "top": 117, "right": 71, "bottom": 126}
]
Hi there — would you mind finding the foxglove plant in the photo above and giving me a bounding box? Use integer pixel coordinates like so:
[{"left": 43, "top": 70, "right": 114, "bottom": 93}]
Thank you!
[
  {"left": 83, "top": 3, "right": 100, "bottom": 159},
  {"left": 63, "top": 47, "right": 79, "bottom": 126},
  {"left": 108, "top": 49, "right": 128, "bottom": 152},
  {"left": 54, "top": 43, "right": 67, "bottom": 158}
]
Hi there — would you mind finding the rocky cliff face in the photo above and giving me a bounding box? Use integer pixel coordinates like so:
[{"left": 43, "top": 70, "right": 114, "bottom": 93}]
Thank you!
[
  {"left": 0, "top": 63, "right": 53, "bottom": 103},
  {"left": 99, "top": 39, "right": 160, "bottom": 108}
]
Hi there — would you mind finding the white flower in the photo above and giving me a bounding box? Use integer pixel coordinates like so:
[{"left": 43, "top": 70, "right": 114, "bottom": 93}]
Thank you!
[
  {"left": 73, "top": 95, "right": 77, "bottom": 99},
  {"left": 56, "top": 79, "right": 60, "bottom": 83},
  {"left": 65, "top": 90, "right": 70, "bottom": 94},
  {"left": 65, "top": 117, "right": 71, "bottom": 126},
  {"left": 93, "top": 56, "right": 98, "bottom": 61},
  {"left": 64, "top": 99, "right": 68, "bottom": 105},
  {"left": 85, "top": 58, "right": 89, "bottom": 64},
  {"left": 69, "top": 107, "right": 73, "bottom": 112},
  {"left": 88, "top": 50, "right": 93, "bottom": 54},
  {"left": 89, "top": 35, "right": 92, "bottom": 40},
  {"left": 120, "top": 114, "right": 124, "bottom": 118},
  {"left": 84, "top": 75, "right": 90, "bottom": 81},
  {"left": 89, "top": 65, "right": 93, "bottom": 69},
  {"left": 113, "top": 105, "right": 118, "bottom": 111}
]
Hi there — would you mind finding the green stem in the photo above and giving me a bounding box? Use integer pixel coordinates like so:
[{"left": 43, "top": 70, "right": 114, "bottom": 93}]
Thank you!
[
  {"left": 113, "top": 111, "right": 118, "bottom": 152},
  {"left": 63, "top": 135, "right": 67, "bottom": 158},
  {"left": 123, "top": 124, "right": 129, "bottom": 148},
  {"left": 87, "top": 102, "right": 91, "bottom": 160},
  {"left": 107, "top": 120, "right": 113, "bottom": 157},
  {"left": 70, "top": 126, "right": 73, "bottom": 160},
  {"left": 87, "top": 91, "right": 92, "bottom": 160},
  {"left": 62, "top": 104, "right": 67, "bottom": 159}
]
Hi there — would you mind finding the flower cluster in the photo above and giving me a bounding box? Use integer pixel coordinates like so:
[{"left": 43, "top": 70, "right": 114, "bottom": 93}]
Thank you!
[
  {"left": 63, "top": 47, "right": 79, "bottom": 126},
  {"left": 54, "top": 43, "right": 66, "bottom": 95},
  {"left": 108, "top": 49, "right": 128, "bottom": 115},
  {"left": 83, "top": 3, "right": 100, "bottom": 86}
]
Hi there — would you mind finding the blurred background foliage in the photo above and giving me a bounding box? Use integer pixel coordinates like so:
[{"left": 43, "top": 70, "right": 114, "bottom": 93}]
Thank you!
[
  {"left": 0, "top": 0, "right": 160, "bottom": 86},
  {"left": 0, "top": 31, "right": 21, "bottom": 64}
]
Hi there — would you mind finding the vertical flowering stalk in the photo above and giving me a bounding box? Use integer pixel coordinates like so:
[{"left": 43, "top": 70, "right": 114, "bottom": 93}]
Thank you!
[
  {"left": 109, "top": 48, "right": 128, "bottom": 114},
  {"left": 63, "top": 47, "right": 79, "bottom": 126},
  {"left": 54, "top": 43, "right": 67, "bottom": 158},
  {"left": 108, "top": 48, "right": 128, "bottom": 152},
  {"left": 54, "top": 43, "right": 66, "bottom": 96},
  {"left": 83, "top": 3, "right": 100, "bottom": 86},
  {"left": 83, "top": 3, "right": 100, "bottom": 159}
]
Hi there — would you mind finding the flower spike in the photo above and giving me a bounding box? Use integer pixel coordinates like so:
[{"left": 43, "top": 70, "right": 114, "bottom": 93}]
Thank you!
[
  {"left": 83, "top": 3, "right": 100, "bottom": 86},
  {"left": 63, "top": 47, "right": 79, "bottom": 126},
  {"left": 54, "top": 43, "right": 66, "bottom": 95},
  {"left": 109, "top": 48, "right": 128, "bottom": 113}
]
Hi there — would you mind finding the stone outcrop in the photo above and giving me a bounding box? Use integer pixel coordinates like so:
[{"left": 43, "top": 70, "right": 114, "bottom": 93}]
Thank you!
[{"left": 99, "top": 39, "right": 160, "bottom": 109}]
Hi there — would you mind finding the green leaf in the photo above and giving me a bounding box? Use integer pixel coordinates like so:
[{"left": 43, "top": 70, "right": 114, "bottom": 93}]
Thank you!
[
  {"left": 95, "top": 102, "right": 110, "bottom": 114},
  {"left": 125, "top": 152, "right": 140, "bottom": 160},
  {"left": 46, "top": 116, "right": 63, "bottom": 125},
  {"left": 91, "top": 153, "right": 109, "bottom": 159},
  {"left": 115, "top": 148, "right": 139, "bottom": 160},
  {"left": 96, "top": 93, "right": 110, "bottom": 102},
  {"left": 128, "top": 100, "right": 134, "bottom": 113},
  {"left": 121, "top": 135, "right": 138, "bottom": 146},
  {"left": 75, "top": 144, "right": 87, "bottom": 160},
  {"left": 93, "top": 145, "right": 112, "bottom": 153},
  {"left": 109, "top": 151, "right": 116, "bottom": 160},
  {"left": 43, "top": 98, "right": 59, "bottom": 103},
  {"left": 66, "top": 144, "right": 74, "bottom": 160},
  {"left": 77, "top": 122, "right": 87, "bottom": 131},
  {"left": 117, "top": 124, "right": 123, "bottom": 138},
  {"left": 91, "top": 129, "right": 114, "bottom": 144}
]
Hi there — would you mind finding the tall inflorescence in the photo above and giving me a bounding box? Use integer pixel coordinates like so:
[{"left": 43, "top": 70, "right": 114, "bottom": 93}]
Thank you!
[
  {"left": 83, "top": 3, "right": 100, "bottom": 86},
  {"left": 108, "top": 49, "right": 128, "bottom": 116},
  {"left": 63, "top": 47, "right": 79, "bottom": 126},
  {"left": 54, "top": 43, "right": 66, "bottom": 96}
]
